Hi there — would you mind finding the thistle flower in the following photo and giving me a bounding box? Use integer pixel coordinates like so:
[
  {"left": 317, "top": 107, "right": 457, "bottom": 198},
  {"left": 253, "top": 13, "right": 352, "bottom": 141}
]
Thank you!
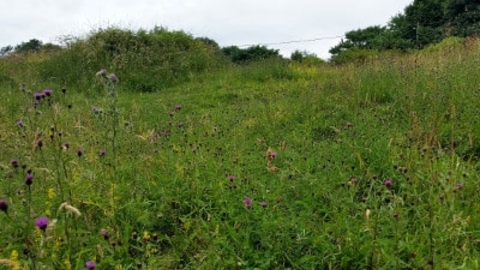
[
  {"left": 77, "top": 148, "right": 83, "bottom": 157},
  {"left": 10, "top": 159, "right": 19, "bottom": 168},
  {"left": 0, "top": 199, "right": 8, "bottom": 214},
  {"left": 268, "top": 151, "right": 277, "bottom": 159},
  {"left": 37, "top": 139, "right": 43, "bottom": 149},
  {"left": 35, "top": 217, "right": 48, "bottom": 231},
  {"left": 384, "top": 179, "right": 393, "bottom": 187},
  {"left": 43, "top": 89, "right": 52, "bottom": 97},
  {"left": 100, "top": 229, "right": 109, "bottom": 240},
  {"left": 62, "top": 142, "right": 70, "bottom": 150},
  {"left": 25, "top": 173, "right": 33, "bottom": 186},
  {"left": 261, "top": 201, "right": 267, "bottom": 208},
  {"left": 99, "top": 149, "right": 106, "bottom": 156},
  {"left": 244, "top": 197, "right": 252, "bottom": 209},
  {"left": 174, "top": 104, "right": 182, "bottom": 111},
  {"left": 228, "top": 175, "right": 235, "bottom": 182},
  {"left": 33, "top": 92, "right": 42, "bottom": 100},
  {"left": 85, "top": 260, "right": 96, "bottom": 269},
  {"left": 16, "top": 120, "right": 24, "bottom": 128}
]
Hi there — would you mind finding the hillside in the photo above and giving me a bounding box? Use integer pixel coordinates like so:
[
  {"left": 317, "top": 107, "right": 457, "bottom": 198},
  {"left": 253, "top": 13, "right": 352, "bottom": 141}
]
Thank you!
[{"left": 1, "top": 32, "right": 480, "bottom": 269}]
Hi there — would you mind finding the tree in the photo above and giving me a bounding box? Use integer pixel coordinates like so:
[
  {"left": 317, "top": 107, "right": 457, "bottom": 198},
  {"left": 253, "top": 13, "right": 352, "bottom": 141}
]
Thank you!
[
  {"left": 0, "top": 45, "right": 13, "bottom": 56},
  {"left": 329, "top": 26, "right": 388, "bottom": 57},
  {"left": 221, "top": 45, "right": 281, "bottom": 64},
  {"left": 14, "top": 39, "right": 43, "bottom": 53}
]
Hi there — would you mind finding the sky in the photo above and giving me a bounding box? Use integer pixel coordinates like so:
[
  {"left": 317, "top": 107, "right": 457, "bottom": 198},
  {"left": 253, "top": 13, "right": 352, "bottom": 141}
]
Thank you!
[{"left": 1, "top": 0, "right": 413, "bottom": 59}]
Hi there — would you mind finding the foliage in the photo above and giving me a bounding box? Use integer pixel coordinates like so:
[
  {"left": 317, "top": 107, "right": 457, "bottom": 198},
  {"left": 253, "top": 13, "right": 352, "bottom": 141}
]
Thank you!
[
  {"left": 330, "top": 0, "right": 480, "bottom": 63},
  {"left": 37, "top": 27, "right": 225, "bottom": 92},
  {"left": 290, "top": 50, "right": 326, "bottom": 65},
  {"left": 221, "top": 45, "right": 281, "bottom": 64}
]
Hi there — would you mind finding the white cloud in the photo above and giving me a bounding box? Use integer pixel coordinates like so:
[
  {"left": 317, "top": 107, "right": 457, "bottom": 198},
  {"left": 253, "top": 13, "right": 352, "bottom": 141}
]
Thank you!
[{"left": 1, "top": 0, "right": 412, "bottom": 59}]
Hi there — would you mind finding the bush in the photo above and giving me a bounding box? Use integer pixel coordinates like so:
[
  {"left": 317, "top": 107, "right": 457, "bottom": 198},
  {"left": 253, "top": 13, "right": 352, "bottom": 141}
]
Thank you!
[{"left": 38, "top": 27, "right": 225, "bottom": 92}]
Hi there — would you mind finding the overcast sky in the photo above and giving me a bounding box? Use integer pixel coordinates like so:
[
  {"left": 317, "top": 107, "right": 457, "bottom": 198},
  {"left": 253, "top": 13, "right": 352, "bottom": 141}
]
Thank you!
[{"left": 1, "top": 0, "right": 413, "bottom": 59}]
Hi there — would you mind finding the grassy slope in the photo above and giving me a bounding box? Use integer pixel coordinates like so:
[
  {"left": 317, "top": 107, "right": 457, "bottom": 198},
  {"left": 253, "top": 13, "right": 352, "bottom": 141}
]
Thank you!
[{"left": 1, "top": 38, "right": 480, "bottom": 269}]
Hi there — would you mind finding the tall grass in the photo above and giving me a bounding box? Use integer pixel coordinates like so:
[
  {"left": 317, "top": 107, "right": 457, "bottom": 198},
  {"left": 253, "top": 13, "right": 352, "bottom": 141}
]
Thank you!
[{"left": 1, "top": 33, "right": 480, "bottom": 269}]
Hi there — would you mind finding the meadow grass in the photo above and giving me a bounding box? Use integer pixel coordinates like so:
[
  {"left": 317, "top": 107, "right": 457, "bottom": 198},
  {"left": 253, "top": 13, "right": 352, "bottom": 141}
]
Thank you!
[{"left": 1, "top": 37, "right": 480, "bottom": 269}]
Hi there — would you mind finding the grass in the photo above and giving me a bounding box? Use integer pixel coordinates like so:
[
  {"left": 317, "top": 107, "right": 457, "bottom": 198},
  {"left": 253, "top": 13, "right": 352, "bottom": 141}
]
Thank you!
[{"left": 1, "top": 35, "right": 480, "bottom": 269}]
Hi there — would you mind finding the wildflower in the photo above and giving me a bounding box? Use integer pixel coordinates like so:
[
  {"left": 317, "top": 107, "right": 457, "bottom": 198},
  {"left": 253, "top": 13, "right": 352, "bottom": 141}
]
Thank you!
[
  {"left": 62, "top": 142, "right": 70, "bottom": 150},
  {"left": 168, "top": 111, "right": 174, "bottom": 117},
  {"left": 33, "top": 92, "right": 42, "bottom": 100},
  {"left": 99, "top": 149, "right": 106, "bottom": 156},
  {"left": 244, "top": 197, "right": 252, "bottom": 209},
  {"left": 108, "top": 73, "right": 118, "bottom": 83},
  {"left": 0, "top": 199, "right": 8, "bottom": 214},
  {"left": 349, "top": 177, "right": 357, "bottom": 184},
  {"left": 43, "top": 89, "right": 52, "bottom": 97},
  {"left": 261, "top": 201, "right": 267, "bottom": 208},
  {"left": 61, "top": 87, "right": 67, "bottom": 94},
  {"left": 35, "top": 217, "right": 49, "bottom": 231},
  {"left": 37, "top": 139, "right": 43, "bottom": 149},
  {"left": 101, "top": 229, "right": 109, "bottom": 240},
  {"left": 11, "top": 159, "right": 19, "bottom": 168},
  {"left": 177, "top": 121, "right": 184, "bottom": 128},
  {"left": 174, "top": 104, "right": 182, "bottom": 111},
  {"left": 77, "top": 148, "right": 83, "bottom": 157},
  {"left": 268, "top": 151, "right": 277, "bottom": 160},
  {"left": 96, "top": 69, "right": 107, "bottom": 77},
  {"left": 85, "top": 260, "right": 96, "bottom": 269},
  {"left": 16, "top": 120, "right": 24, "bottom": 128},
  {"left": 34, "top": 100, "right": 39, "bottom": 107},
  {"left": 384, "top": 179, "right": 393, "bottom": 187},
  {"left": 25, "top": 173, "right": 33, "bottom": 186},
  {"left": 456, "top": 183, "right": 463, "bottom": 189},
  {"left": 228, "top": 175, "right": 235, "bottom": 182}
]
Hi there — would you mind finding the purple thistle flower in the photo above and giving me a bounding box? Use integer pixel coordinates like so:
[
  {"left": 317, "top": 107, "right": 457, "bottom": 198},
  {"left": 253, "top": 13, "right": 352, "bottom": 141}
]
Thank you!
[
  {"left": 244, "top": 197, "right": 252, "bottom": 209},
  {"left": 43, "top": 89, "right": 53, "bottom": 97},
  {"left": 261, "top": 201, "right": 267, "bottom": 208},
  {"left": 11, "top": 159, "right": 19, "bottom": 168},
  {"left": 77, "top": 148, "right": 83, "bottom": 157},
  {"left": 268, "top": 151, "right": 277, "bottom": 159},
  {"left": 35, "top": 217, "right": 48, "bottom": 231},
  {"left": 85, "top": 260, "right": 96, "bottom": 269},
  {"left": 174, "top": 104, "right": 182, "bottom": 111},
  {"left": 228, "top": 175, "right": 235, "bottom": 182},
  {"left": 455, "top": 183, "right": 463, "bottom": 189},
  {"left": 16, "top": 120, "right": 24, "bottom": 128},
  {"left": 25, "top": 173, "right": 33, "bottom": 186},
  {"left": 33, "top": 92, "right": 42, "bottom": 100},
  {"left": 99, "top": 149, "right": 106, "bottom": 156},
  {"left": 384, "top": 179, "right": 393, "bottom": 187},
  {"left": 101, "top": 229, "right": 109, "bottom": 240},
  {"left": 0, "top": 199, "right": 8, "bottom": 214}
]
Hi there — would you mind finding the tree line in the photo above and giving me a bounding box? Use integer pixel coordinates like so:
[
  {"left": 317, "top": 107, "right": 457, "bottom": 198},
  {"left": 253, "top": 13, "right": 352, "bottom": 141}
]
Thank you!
[{"left": 329, "top": 0, "right": 480, "bottom": 63}]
